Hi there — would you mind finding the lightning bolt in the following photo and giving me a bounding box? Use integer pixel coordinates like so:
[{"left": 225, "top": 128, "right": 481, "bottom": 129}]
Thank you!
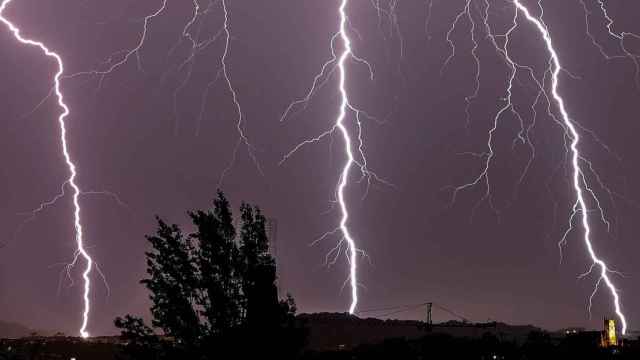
[
  {"left": 511, "top": 0, "right": 627, "bottom": 334},
  {"left": 336, "top": 0, "right": 359, "bottom": 313},
  {"left": 281, "top": 0, "right": 387, "bottom": 314},
  {"left": 442, "top": 0, "right": 628, "bottom": 333},
  {"left": 0, "top": 0, "right": 94, "bottom": 338}
]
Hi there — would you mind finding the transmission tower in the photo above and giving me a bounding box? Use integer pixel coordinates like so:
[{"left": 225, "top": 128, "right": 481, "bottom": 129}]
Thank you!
[
  {"left": 426, "top": 302, "right": 433, "bottom": 331},
  {"left": 266, "top": 218, "right": 281, "bottom": 296}
]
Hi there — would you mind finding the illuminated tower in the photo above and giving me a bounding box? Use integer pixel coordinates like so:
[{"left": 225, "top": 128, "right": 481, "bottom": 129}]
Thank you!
[{"left": 601, "top": 318, "right": 619, "bottom": 348}]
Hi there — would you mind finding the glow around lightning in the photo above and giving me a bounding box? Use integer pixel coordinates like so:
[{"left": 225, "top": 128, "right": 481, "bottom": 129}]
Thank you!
[
  {"left": 511, "top": 0, "right": 627, "bottom": 334},
  {"left": 0, "top": 0, "right": 94, "bottom": 337}
]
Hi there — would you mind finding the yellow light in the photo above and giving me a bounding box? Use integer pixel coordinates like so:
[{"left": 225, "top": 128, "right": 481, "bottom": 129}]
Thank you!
[{"left": 607, "top": 319, "right": 617, "bottom": 346}]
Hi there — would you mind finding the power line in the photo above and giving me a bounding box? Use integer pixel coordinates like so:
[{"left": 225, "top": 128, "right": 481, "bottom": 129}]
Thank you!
[{"left": 357, "top": 301, "right": 471, "bottom": 323}]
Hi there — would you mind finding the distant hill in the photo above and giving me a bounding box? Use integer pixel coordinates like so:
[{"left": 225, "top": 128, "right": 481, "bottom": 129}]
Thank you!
[
  {"left": 298, "top": 313, "right": 541, "bottom": 351},
  {"left": 0, "top": 321, "right": 34, "bottom": 339}
]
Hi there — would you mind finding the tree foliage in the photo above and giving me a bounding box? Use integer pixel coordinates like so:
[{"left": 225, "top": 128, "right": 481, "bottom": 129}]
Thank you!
[{"left": 116, "top": 191, "right": 306, "bottom": 359}]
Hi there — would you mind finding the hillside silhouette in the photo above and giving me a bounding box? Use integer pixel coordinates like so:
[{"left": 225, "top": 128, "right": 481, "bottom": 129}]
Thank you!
[{"left": 0, "top": 321, "right": 33, "bottom": 339}]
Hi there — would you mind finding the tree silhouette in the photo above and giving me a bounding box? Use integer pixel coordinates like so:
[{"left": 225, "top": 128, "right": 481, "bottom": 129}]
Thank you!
[
  {"left": 143, "top": 218, "right": 201, "bottom": 348},
  {"left": 190, "top": 192, "right": 242, "bottom": 337},
  {"left": 116, "top": 191, "right": 306, "bottom": 359},
  {"left": 236, "top": 202, "right": 306, "bottom": 357}
]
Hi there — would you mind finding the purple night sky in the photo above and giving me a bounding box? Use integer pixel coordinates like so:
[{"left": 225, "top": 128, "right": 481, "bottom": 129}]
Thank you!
[{"left": 1, "top": 0, "right": 639, "bottom": 336}]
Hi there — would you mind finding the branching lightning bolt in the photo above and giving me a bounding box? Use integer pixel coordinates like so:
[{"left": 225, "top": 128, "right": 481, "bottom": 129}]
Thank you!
[
  {"left": 169, "top": 0, "right": 223, "bottom": 134},
  {"left": 511, "top": 0, "right": 627, "bottom": 334},
  {"left": 67, "top": 0, "right": 168, "bottom": 82},
  {"left": 165, "top": 0, "right": 262, "bottom": 184},
  {"left": 446, "top": 0, "right": 521, "bottom": 221},
  {"left": 13, "top": 183, "right": 129, "bottom": 248},
  {"left": 0, "top": 0, "right": 94, "bottom": 338},
  {"left": 442, "top": 0, "right": 628, "bottom": 333},
  {"left": 280, "top": 0, "right": 387, "bottom": 314},
  {"left": 336, "top": 0, "right": 359, "bottom": 313},
  {"left": 216, "top": 0, "right": 263, "bottom": 186},
  {"left": 68, "top": 0, "right": 260, "bottom": 185},
  {"left": 442, "top": 1, "right": 471, "bottom": 117},
  {"left": 579, "top": 0, "right": 640, "bottom": 87}
]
